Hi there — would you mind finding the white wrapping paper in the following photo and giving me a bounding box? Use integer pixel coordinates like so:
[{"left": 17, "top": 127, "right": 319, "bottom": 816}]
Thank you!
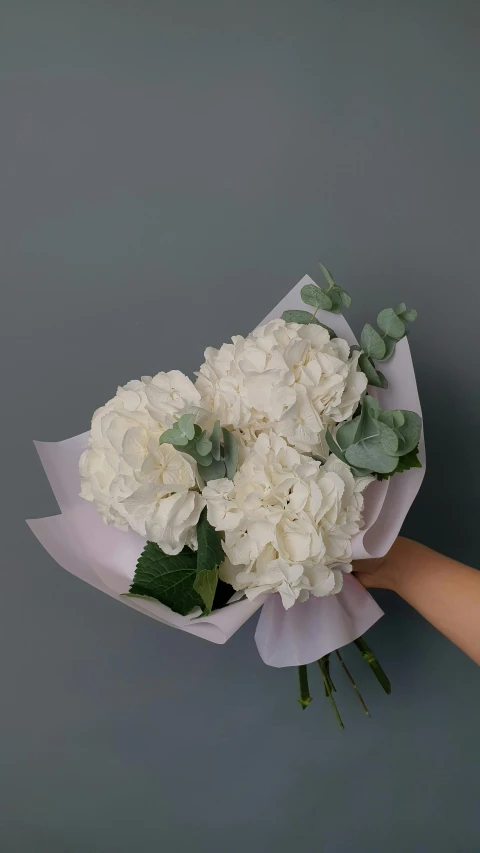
[{"left": 28, "top": 275, "right": 425, "bottom": 666}]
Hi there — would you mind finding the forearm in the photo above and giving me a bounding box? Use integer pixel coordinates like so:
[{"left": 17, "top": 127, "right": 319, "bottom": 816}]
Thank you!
[{"left": 360, "top": 538, "right": 480, "bottom": 665}]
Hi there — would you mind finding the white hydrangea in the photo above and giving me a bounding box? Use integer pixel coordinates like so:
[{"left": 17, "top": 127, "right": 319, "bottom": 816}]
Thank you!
[
  {"left": 79, "top": 371, "right": 205, "bottom": 553},
  {"left": 203, "top": 432, "right": 373, "bottom": 609},
  {"left": 195, "top": 319, "right": 367, "bottom": 456}
]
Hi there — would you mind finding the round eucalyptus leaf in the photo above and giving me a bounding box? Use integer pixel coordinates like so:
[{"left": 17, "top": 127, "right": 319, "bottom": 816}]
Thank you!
[
  {"left": 378, "top": 409, "right": 404, "bottom": 431},
  {"left": 171, "top": 433, "right": 189, "bottom": 446},
  {"left": 345, "top": 437, "right": 398, "bottom": 474},
  {"left": 325, "top": 429, "right": 347, "bottom": 463},
  {"left": 395, "top": 302, "right": 407, "bottom": 316},
  {"left": 377, "top": 335, "right": 397, "bottom": 362},
  {"left": 281, "top": 310, "right": 336, "bottom": 337},
  {"left": 401, "top": 308, "right": 417, "bottom": 322},
  {"left": 328, "top": 290, "right": 343, "bottom": 314},
  {"left": 362, "top": 395, "right": 381, "bottom": 420},
  {"left": 159, "top": 427, "right": 180, "bottom": 445},
  {"left": 177, "top": 412, "right": 196, "bottom": 440},
  {"left": 395, "top": 410, "right": 422, "bottom": 455},
  {"left": 301, "top": 284, "right": 333, "bottom": 311},
  {"left": 336, "top": 418, "right": 360, "bottom": 450},
  {"left": 196, "top": 433, "right": 213, "bottom": 457},
  {"left": 377, "top": 308, "right": 406, "bottom": 340},
  {"left": 375, "top": 420, "right": 399, "bottom": 455},
  {"left": 360, "top": 324, "right": 386, "bottom": 360},
  {"left": 341, "top": 290, "right": 352, "bottom": 308},
  {"left": 197, "top": 458, "right": 226, "bottom": 482}
]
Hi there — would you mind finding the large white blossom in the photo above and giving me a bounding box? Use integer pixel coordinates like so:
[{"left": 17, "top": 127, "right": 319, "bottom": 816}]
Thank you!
[
  {"left": 203, "top": 432, "right": 373, "bottom": 609},
  {"left": 195, "top": 319, "right": 367, "bottom": 456},
  {"left": 80, "top": 320, "right": 374, "bottom": 607},
  {"left": 79, "top": 371, "right": 205, "bottom": 553}
]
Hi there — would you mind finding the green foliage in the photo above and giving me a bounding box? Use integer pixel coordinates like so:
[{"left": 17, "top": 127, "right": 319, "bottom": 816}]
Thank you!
[
  {"left": 300, "top": 284, "right": 333, "bottom": 311},
  {"left": 222, "top": 427, "right": 238, "bottom": 481},
  {"left": 193, "top": 508, "right": 225, "bottom": 614},
  {"left": 377, "top": 446, "right": 422, "bottom": 480},
  {"left": 327, "top": 395, "right": 423, "bottom": 478},
  {"left": 358, "top": 353, "right": 388, "bottom": 389},
  {"left": 125, "top": 509, "right": 226, "bottom": 617},
  {"left": 377, "top": 308, "right": 406, "bottom": 340},
  {"left": 125, "top": 542, "right": 202, "bottom": 616},
  {"left": 281, "top": 310, "right": 336, "bottom": 338},
  {"left": 358, "top": 301, "right": 417, "bottom": 389},
  {"left": 360, "top": 324, "right": 386, "bottom": 360},
  {"left": 289, "top": 262, "right": 353, "bottom": 327},
  {"left": 159, "top": 419, "right": 239, "bottom": 482},
  {"left": 210, "top": 420, "right": 221, "bottom": 461}
]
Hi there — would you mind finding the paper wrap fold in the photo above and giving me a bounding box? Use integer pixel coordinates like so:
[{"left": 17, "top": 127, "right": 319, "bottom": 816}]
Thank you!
[{"left": 28, "top": 276, "right": 425, "bottom": 666}]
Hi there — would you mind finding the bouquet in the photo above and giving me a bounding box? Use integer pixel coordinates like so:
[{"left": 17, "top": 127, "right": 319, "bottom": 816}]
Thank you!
[{"left": 28, "top": 265, "right": 425, "bottom": 726}]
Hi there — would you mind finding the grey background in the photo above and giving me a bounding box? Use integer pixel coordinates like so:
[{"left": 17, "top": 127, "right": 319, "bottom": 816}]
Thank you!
[{"left": 1, "top": 1, "right": 479, "bottom": 851}]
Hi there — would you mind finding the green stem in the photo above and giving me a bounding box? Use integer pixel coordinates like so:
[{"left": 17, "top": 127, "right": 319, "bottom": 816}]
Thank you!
[
  {"left": 335, "top": 650, "right": 370, "bottom": 717},
  {"left": 318, "top": 658, "right": 344, "bottom": 729},
  {"left": 354, "top": 636, "right": 391, "bottom": 695},
  {"left": 297, "top": 665, "right": 312, "bottom": 709},
  {"left": 308, "top": 308, "right": 319, "bottom": 325}
]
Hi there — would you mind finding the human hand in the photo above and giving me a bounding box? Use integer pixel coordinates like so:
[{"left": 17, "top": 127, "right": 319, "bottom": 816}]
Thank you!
[{"left": 353, "top": 536, "right": 421, "bottom": 593}]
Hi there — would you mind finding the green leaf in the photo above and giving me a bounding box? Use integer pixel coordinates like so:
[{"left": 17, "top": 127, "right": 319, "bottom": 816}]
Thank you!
[
  {"left": 222, "top": 427, "right": 238, "bottom": 480},
  {"left": 198, "top": 457, "right": 227, "bottom": 481},
  {"left": 345, "top": 435, "right": 399, "bottom": 474},
  {"left": 394, "top": 410, "right": 422, "bottom": 456},
  {"left": 378, "top": 409, "right": 404, "bottom": 430},
  {"left": 281, "top": 310, "right": 336, "bottom": 338},
  {"left": 326, "top": 429, "right": 348, "bottom": 463},
  {"left": 375, "top": 419, "right": 399, "bottom": 455},
  {"left": 196, "top": 507, "right": 224, "bottom": 575},
  {"left": 193, "top": 569, "right": 219, "bottom": 616},
  {"left": 395, "top": 302, "right": 407, "bottom": 316},
  {"left": 196, "top": 432, "right": 212, "bottom": 457},
  {"left": 377, "top": 446, "right": 422, "bottom": 479},
  {"left": 328, "top": 290, "right": 343, "bottom": 314},
  {"left": 318, "top": 261, "right": 336, "bottom": 290},
  {"left": 172, "top": 437, "right": 212, "bottom": 467},
  {"left": 359, "top": 353, "right": 388, "bottom": 389},
  {"left": 401, "top": 308, "right": 418, "bottom": 323},
  {"left": 359, "top": 395, "right": 381, "bottom": 424},
  {"left": 326, "top": 427, "right": 372, "bottom": 475},
  {"left": 377, "top": 308, "right": 406, "bottom": 340},
  {"left": 301, "top": 284, "right": 332, "bottom": 311},
  {"left": 360, "top": 324, "right": 386, "bottom": 360},
  {"left": 128, "top": 542, "right": 202, "bottom": 616},
  {"left": 177, "top": 413, "right": 196, "bottom": 440},
  {"left": 340, "top": 290, "right": 352, "bottom": 308},
  {"left": 159, "top": 426, "right": 181, "bottom": 446},
  {"left": 210, "top": 420, "right": 221, "bottom": 461},
  {"left": 193, "top": 507, "right": 224, "bottom": 614},
  {"left": 336, "top": 418, "right": 360, "bottom": 450},
  {"left": 377, "top": 335, "right": 397, "bottom": 362}
]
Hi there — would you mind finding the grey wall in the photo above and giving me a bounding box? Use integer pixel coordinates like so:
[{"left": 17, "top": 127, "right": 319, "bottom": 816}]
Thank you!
[{"left": 2, "top": 1, "right": 479, "bottom": 851}]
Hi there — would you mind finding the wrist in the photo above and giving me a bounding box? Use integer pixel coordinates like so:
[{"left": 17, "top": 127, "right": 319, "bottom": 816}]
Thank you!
[{"left": 376, "top": 537, "right": 423, "bottom": 595}]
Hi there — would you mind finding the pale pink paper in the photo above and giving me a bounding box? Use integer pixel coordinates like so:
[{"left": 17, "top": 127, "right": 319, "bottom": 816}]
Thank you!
[{"left": 28, "top": 275, "right": 424, "bottom": 666}]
